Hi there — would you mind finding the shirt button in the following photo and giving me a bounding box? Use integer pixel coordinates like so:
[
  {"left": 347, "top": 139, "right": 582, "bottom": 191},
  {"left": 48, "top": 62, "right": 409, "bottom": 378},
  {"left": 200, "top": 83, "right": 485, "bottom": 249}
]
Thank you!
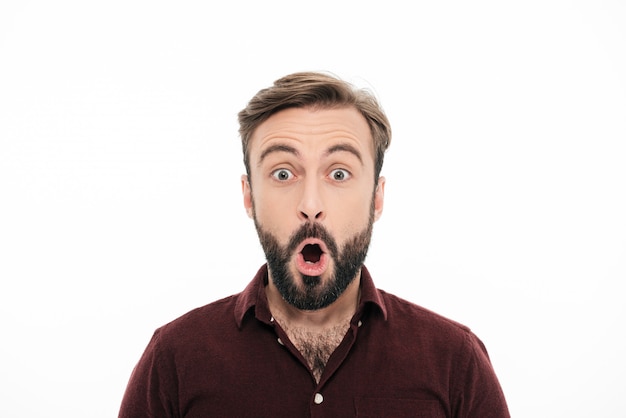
[
  {"left": 358, "top": 320, "right": 363, "bottom": 327},
  {"left": 277, "top": 338, "right": 284, "bottom": 346},
  {"left": 314, "top": 393, "right": 324, "bottom": 404}
]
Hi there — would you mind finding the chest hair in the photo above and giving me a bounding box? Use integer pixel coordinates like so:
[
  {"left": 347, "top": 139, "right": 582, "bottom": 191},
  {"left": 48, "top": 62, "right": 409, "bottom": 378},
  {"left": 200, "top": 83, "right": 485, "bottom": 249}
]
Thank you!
[{"left": 280, "top": 319, "right": 351, "bottom": 383}]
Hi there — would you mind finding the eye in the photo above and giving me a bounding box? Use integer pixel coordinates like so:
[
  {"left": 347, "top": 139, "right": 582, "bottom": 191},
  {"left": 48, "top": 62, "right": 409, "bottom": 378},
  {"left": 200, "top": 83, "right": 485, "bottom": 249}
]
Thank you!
[
  {"left": 329, "top": 168, "right": 351, "bottom": 182},
  {"left": 271, "top": 168, "right": 294, "bottom": 181}
]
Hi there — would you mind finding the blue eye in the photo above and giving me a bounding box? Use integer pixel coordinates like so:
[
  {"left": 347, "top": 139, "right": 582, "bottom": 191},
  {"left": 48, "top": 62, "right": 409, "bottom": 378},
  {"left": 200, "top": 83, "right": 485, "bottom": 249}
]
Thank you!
[
  {"left": 272, "top": 168, "right": 293, "bottom": 181},
  {"left": 330, "top": 169, "right": 350, "bottom": 181}
]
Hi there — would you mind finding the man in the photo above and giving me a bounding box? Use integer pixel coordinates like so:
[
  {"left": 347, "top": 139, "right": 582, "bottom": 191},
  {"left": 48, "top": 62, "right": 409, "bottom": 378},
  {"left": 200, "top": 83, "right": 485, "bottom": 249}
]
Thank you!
[{"left": 119, "top": 72, "right": 510, "bottom": 417}]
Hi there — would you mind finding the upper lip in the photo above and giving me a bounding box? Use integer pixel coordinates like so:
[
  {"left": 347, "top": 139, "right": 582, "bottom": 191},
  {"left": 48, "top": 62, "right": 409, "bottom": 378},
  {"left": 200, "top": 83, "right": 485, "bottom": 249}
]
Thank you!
[{"left": 296, "top": 238, "right": 328, "bottom": 255}]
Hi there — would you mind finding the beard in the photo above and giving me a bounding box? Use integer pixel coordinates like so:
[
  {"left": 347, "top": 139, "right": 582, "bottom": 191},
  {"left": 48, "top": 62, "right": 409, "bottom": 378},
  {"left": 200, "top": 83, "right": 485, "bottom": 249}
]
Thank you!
[{"left": 254, "top": 206, "right": 374, "bottom": 311}]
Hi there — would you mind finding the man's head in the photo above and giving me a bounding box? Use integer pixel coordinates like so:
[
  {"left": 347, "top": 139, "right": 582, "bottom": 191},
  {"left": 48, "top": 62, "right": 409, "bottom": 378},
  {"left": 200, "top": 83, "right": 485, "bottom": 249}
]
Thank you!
[
  {"left": 238, "top": 72, "right": 391, "bottom": 183},
  {"left": 238, "top": 72, "right": 391, "bottom": 311}
]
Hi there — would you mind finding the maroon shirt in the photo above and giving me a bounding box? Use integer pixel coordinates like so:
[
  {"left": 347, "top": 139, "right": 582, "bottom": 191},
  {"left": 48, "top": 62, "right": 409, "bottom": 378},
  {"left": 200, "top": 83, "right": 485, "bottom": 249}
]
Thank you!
[{"left": 119, "top": 265, "right": 509, "bottom": 417}]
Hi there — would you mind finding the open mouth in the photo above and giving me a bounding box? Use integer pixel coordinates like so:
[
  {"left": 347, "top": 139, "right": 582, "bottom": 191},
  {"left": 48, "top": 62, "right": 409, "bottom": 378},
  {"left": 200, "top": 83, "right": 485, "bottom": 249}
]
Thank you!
[
  {"left": 295, "top": 239, "right": 329, "bottom": 276},
  {"left": 301, "top": 243, "right": 323, "bottom": 264}
]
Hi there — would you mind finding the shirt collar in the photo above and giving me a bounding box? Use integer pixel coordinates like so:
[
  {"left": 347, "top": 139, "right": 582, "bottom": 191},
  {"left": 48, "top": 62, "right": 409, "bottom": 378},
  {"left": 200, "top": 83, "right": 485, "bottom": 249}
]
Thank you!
[{"left": 234, "top": 264, "right": 388, "bottom": 329}]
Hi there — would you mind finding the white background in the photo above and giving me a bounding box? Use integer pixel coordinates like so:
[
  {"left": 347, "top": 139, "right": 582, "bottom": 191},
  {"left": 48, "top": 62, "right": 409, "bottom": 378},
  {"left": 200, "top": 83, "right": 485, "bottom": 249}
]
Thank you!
[{"left": 1, "top": 1, "right": 625, "bottom": 417}]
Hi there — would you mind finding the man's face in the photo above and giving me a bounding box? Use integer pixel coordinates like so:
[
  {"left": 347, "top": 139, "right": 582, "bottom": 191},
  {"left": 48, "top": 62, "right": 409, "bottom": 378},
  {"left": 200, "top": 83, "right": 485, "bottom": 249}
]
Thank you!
[{"left": 242, "top": 107, "right": 385, "bottom": 310}]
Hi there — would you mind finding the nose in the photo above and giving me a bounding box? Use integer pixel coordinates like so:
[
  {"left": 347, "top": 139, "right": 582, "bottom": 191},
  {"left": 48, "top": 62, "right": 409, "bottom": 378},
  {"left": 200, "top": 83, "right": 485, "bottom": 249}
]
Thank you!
[{"left": 297, "top": 177, "right": 325, "bottom": 221}]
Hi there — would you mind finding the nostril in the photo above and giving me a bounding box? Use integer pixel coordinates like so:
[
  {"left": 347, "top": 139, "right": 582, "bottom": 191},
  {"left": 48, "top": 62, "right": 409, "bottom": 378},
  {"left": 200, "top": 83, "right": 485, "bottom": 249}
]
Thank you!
[{"left": 299, "top": 210, "right": 323, "bottom": 220}]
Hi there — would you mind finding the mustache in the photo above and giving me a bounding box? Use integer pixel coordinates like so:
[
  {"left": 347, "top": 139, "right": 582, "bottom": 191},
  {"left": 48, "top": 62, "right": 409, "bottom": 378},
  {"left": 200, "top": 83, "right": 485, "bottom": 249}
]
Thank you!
[{"left": 287, "top": 223, "right": 338, "bottom": 257}]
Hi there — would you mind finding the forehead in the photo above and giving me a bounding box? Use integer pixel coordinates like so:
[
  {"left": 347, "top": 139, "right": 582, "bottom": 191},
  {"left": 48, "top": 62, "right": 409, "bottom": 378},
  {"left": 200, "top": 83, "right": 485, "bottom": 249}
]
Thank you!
[{"left": 249, "top": 106, "right": 374, "bottom": 160}]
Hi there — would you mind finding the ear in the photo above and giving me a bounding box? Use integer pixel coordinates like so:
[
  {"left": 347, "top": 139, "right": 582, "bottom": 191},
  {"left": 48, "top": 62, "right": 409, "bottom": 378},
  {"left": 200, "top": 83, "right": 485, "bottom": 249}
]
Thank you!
[
  {"left": 373, "top": 176, "right": 385, "bottom": 222},
  {"left": 241, "top": 175, "right": 254, "bottom": 219}
]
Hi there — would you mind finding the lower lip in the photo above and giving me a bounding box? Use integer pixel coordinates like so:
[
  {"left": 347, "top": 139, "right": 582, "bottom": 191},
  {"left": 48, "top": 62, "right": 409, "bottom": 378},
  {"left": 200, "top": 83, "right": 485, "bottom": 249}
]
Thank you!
[{"left": 295, "top": 253, "right": 329, "bottom": 276}]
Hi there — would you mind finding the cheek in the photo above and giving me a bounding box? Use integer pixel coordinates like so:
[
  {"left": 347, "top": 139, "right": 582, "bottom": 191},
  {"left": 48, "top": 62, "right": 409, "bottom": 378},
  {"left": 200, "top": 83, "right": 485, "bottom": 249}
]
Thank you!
[
  {"left": 334, "top": 187, "right": 372, "bottom": 215},
  {"left": 252, "top": 195, "right": 298, "bottom": 238},
  {"left": 331, "top": 196, "right": 372, "bottom": 233},
  {"left": 254, "top": 191, "right": 293, "bottom": 218}
]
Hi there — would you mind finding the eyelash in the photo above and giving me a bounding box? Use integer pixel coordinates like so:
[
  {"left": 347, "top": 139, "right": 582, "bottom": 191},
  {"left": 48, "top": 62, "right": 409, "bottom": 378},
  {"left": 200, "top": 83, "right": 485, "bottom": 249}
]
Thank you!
[
  {"left": 270, "top": 168, "right": 351, "bottom": 182},
  {"left": 271, "top": 168, "right": 294, "bottom": 181},
  {"left": 329, "top": 168, "right": 351, "bottom": 181}
]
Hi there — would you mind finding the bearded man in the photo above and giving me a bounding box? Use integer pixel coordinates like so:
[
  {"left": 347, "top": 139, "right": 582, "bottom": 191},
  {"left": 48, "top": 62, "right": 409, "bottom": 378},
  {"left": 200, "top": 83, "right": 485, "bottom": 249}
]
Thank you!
[{"left": 119, "top": 72, "right": 510, "bottom": 417}]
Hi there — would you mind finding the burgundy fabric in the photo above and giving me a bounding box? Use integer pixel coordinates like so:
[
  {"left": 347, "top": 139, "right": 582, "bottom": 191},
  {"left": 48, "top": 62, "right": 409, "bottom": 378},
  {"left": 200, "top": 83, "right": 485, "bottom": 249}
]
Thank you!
[{"left": 119, "top": 265, "right": 509, "bottom": 417}]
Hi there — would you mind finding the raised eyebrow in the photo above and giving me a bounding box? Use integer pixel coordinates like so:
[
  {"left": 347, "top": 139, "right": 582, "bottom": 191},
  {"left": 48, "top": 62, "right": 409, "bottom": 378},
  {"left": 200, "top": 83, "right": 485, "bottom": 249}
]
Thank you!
[
  {"left": 258, "top": 144, "right": 300, "bottom": 166},
  {"left": 325, "top": 143, "right": 363, "bottom": 164}
]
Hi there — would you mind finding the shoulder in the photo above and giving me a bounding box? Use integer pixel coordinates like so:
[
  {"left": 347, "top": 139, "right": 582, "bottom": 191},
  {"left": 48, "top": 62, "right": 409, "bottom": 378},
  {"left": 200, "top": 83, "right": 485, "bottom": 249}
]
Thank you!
[
  {"left": 151, "top": 293, "right": 242, "bottom": 348},
  {"left": 379, "top": 289, "right": 470, "bottom": 331},
  {"left": 360, "top": 266, "right": 472, "bottom": 342},
  {"left": 375, "top": 289, "right": 477, "bottom": 351}
]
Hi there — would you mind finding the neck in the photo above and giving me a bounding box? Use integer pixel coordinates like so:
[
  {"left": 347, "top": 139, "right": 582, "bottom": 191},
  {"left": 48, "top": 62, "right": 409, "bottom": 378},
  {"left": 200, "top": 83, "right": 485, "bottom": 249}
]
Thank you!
[
  {"left": 265, "top": 270, "right": 361, "bottom": 331},
  {"left": 265, "top": 270, "right": 361, "bottom": 383}
]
